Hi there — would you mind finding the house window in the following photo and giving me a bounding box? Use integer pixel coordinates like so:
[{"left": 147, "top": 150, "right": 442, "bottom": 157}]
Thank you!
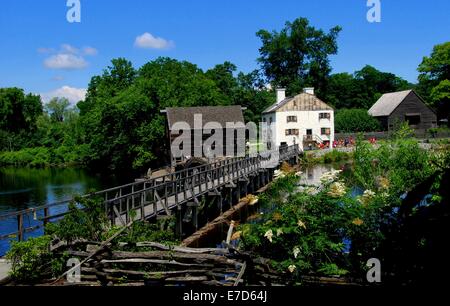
[
  {"left": 263, "top": 117, "right": 266, "bottom": 122},
  {"left": 405, "top": 114, "right": 421, "bottom": 125},
  {"left": 287, "top": 116, "right": 297, "bottom": 123},
  {"left": 269, "top": 117, "right": 273, "bottom": 124},
  {"left": 286, "top": 129, "right": 299, "bottom": 136},
  {"left": 321, "top": 128, "right": 331, "bottom": 136},
  {"left": 319, "top": 113, "right": 331, "bottom": 120}
]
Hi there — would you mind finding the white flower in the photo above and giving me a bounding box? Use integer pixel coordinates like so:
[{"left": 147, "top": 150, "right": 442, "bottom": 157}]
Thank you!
[
  {"left": 327, "top": 181, "right": 347, "bottom": 198},
  {"left": 358, "top": 189, "right": 376, "bottom": 205},
  {"left": 293, "top": 247, "right": 301, "bottom": 259},
  {"left": 288, "top": 265, "right": 296, "bottom": 273},
  {"left": 264, "top": 229, "right": 273, "bottom": 243},
  {"left": 276, "top": 228, "right": 284, "bottom": 237},
  {"left": 320, "top": 169, "right": 342, "bottom": 184},
  {"left": 297, "top": 220, "right": 307, "bottom": 229},
  {"left": 364, "top": 189, "right": 376, "bottom": 197}
]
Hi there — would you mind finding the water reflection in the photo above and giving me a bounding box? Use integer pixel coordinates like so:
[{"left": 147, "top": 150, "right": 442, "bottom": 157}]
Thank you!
[{"left": 0, "top": 167, "right": 121, "bottom": 256}]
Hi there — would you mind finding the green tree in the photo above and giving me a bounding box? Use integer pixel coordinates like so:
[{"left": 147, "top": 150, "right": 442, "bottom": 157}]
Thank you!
[
  {"left": 323, "top": 73, "right": 369, "bottom": 109},
  {"left": 430, "top": 79, "right": 450, "bottom": 122},
  {"left": 79, "top": 57, "right": 229, "bottom": 172},
  {"left": 335, "top": 109, "right": 381, "bottom": 133},
  {"left": 256, "top": 17, "right": 341, "bottom": 97},
  {"left": 417, "top": 42, "right": 450, "bottom": 122},
  {"left": 0, "top": 88, "right": 43, "bottom": 151},
  {"left": 45, "top": 97, "right": 70, "bottom": 122},
  {"left": 78, "top": 58, "right": 136, "bottom": 115},
  {"left": 324, "top": 66, "right": 411, "bottom": 110},
  {"left": 205, "top": 61, "right": 238, "bottom": 101}
]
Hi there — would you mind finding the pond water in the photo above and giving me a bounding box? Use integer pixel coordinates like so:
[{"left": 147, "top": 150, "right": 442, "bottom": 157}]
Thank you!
[{"left": 0, "top": 167, "right": 125, "bottom": 256}]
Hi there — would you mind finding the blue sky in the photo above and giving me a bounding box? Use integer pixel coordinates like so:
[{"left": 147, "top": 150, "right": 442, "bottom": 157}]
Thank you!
[{"left": 0, "top": 0, "right": 449, "bottom": 103}]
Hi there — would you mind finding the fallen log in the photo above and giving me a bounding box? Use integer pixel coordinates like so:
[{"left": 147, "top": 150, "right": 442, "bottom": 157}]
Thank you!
[
  {"left": 181, "top": 185, "right": 270, "bottom": 248},
  {"left": 110, "top": 251, "right": 242, "bottom": 266},
  {"left": 165, "top": 276, "right": 208, "bottom": 282},
  {"left": 100, "top": 258, "right": 215, "bottom": 268},
  {"left": 117, "top": 241, "right": 229, "bottom": 255}
]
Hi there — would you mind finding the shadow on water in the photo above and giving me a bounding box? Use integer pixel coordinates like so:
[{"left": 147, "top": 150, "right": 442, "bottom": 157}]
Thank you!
[{"left": 0, "top": 167, "right": 129, "bottom": 256}]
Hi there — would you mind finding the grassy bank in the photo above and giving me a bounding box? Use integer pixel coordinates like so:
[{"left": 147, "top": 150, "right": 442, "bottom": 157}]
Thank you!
[{"left": 302, "top": 149, "right": 353, "bottom": 165}]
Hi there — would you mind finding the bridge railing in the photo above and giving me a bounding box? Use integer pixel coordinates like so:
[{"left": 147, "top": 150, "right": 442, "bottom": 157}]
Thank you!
[{"left": 0, "top": 145, "right": 299, "bottom": 245}]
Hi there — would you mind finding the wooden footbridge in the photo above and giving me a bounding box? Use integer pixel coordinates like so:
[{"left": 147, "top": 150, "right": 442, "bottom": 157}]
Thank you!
[{"left": 0, "top": 145, "right": 299, "bottom": 245}]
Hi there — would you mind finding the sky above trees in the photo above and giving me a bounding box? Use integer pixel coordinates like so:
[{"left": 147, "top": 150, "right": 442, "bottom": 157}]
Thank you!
[{"left": 0, "top": 0, "right": 449, "bottom": 104}]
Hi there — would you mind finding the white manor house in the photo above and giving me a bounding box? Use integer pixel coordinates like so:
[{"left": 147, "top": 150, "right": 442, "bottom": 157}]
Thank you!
[{"left": 262, "top": 88, "right": 335, "bottom": 151}]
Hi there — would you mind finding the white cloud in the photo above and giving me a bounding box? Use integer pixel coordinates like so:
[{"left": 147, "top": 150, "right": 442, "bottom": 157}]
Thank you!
[
  {"left": 39, "top": 44, "right": 98, "bottom": 70},
  {"left": 44, "top": 54, "right": 88, "bottom": 70},
  {"left": 61, "top": 44, "right": 79, "bottom": 54},
  {"left": 41, "top": 86, "right": 87, "bottom": 105},
  {"left": 83, "top": 46, "right": 98, "bottom": 56},
  {"left": 134, "top": 32, "right": 174, "bottom": 49},
  {"left": 51, "top": 75, "right": 65, "bottom": 81}
]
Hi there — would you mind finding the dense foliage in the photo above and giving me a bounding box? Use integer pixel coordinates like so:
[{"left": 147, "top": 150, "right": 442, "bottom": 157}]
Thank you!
[
  {"left": 335, "top": 109, "right": 382, "bottom": 133},
  {"left": 323, "top": 65, "right": 412, "bottom": 110},
  {"left": 237, "top": 131, "right": 448, "bottom": 283},
  {"left": 257, "top": 17, "right": 341, "bottom": 97},
  {"left": 0, "top": 88, "right": 42, "bottom": 151},
  {"left": 417, "top": 42, "right": 450, "bottom": 122}
]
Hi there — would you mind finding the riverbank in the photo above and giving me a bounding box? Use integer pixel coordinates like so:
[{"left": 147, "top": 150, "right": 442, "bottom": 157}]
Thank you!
[{"left": 0, "top": 145, "right": 88, "bottom": 168}]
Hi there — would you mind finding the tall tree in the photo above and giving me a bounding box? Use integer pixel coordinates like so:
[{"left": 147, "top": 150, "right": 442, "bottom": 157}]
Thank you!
[
  {"left": 205, "top": 61, "right": 238, "bottom": 101},
  {"left": 45, "top": 97, "right": 70, "bottom": 122},
  {"left": 256, "top": 17, "right": 341, "bottom": 97},
  {"left": 79, "top": 57, "right": 229, "bottom": 172},
  {"left": 0, "top": 88, "right": 42, "bottom": 151},
  {"left": 323, "top": 66, "right": 411, "bottom": 109},
  {"left": 417, "top": 42, "right": 450, "bottom": 122},
  {"left": 79, "top": 58, "right": 136, "bottom": 115}
]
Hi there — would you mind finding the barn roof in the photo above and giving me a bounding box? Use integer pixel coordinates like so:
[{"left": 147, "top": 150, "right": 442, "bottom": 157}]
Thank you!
[
  {"left": 165, "top": 105, "right": 245, "bottom": 130},
  {"left": 368, "top": 90, "right": 413, "bottom": 117},
  {"left": 263, "top": 93, "right": 333, "bottom": 114}
]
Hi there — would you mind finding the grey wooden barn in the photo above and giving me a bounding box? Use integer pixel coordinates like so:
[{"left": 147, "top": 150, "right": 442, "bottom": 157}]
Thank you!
[
  {"left": 163, "top": 105, "right": 246, "bottom": 166},
  {"left": 368, "top": 90, "right": 437, "bottom": 131}
]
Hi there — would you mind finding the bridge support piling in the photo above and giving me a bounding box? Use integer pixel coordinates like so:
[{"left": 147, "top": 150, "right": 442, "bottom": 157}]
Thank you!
[
  {"left": 187, "top": 201, "right": 200, "bottom": 230},
  {"left": 175, "top": 207, "right": 183, "bottom": 239}
]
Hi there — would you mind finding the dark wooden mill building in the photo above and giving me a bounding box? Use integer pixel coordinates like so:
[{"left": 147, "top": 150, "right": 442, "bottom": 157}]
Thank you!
[
  {"left": 368, "top": 89, "right": 437, "bottom": 131},
  {"left": 162, "top": 105, "right": 246, "bottom": 166}
]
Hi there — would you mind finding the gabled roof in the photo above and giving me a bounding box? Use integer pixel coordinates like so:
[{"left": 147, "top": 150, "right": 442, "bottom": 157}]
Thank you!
[
  {"left": 263, "top": 93, "right": 333, "bottom": 114},
  {"left": 165, "top": 105, "right": 245, "bottom": 130},
  {"left": 368, "top": 90, "right": 413, "bottom": 117}
]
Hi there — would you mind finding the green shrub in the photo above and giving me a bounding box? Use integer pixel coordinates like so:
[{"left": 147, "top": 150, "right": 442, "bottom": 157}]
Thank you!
[
  {"left": 5, "top": 236, "right": 53, "bottom": 283},
  {"left": 45, "top": 196, "right": 109, "bottom": 242},
  {"left": 335, "top": 109, "right": 381, "bottom": 133},
  {"left": 0, "top": 145, "right": 89, "bottom": 167},
  {"left": 322, "top": 150, "right": 352, "bottom": 163}
]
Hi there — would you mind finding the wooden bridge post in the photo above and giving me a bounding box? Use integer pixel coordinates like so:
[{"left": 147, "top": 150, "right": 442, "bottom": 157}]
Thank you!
[
  {"left": 43, "top": 207, "right": 49, "bottom": 227},
  {"left": 17, "top": 214, "right": 24, "bottom": 241},
  {"left": 175, "top": 207, "right": 183, "bottom": 239},
  {"left": 187, "top": 202, "right": 199, "bottom": 230}
]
